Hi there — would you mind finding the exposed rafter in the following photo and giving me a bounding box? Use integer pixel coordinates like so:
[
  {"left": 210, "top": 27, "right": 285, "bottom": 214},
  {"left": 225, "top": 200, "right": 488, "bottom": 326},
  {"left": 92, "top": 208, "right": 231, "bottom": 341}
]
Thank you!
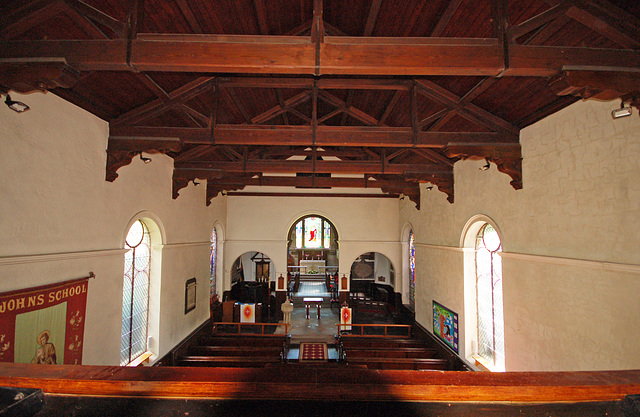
[{"left": 3, "top": 0, "right": 638, "bottom": 209}]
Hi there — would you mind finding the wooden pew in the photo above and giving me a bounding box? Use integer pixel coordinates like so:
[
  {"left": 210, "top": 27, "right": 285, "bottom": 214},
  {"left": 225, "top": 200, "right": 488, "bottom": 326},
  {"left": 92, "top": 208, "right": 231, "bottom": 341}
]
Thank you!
[
  {"left": 339, "top": 336, "right": 425, "bottom": 350},
  {"left": 188, "top": 345, "right": 283, "bottom": 357},
  {"left": 346, "top": 357, "right": 449, "bottom": 371},
  {"left": 199, "top": 335, "right": 289, "bottom": 348},
  {"left": 345, "top": 347, "right": 438, "bottom": 359},
  {"left": 176, "top": 356, "right": 281, "bottom": 368}
]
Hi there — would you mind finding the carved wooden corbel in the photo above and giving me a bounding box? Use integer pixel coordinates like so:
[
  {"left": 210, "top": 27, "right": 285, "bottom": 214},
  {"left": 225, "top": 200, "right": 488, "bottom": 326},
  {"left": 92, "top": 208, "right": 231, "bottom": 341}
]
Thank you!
[
  {"left": 490, "top": 157, "right": 523, "bottom": 190},
  {"left": 206, "top": 183, "right": 245, "bottom": 206},
  {"left": 404, "top": 171, "right": 455, "bottom": 204},
  {"left": 429, "top": 175, "right": 455, "bottom": 204},
  {"left": 0, "top": 60, "right": 80, "bottom": 93},
  {"left": 549, "top": 71, "right": 640, "bottom": 109},
  {"left": 106, "top": 138, "right": 183, "bottom": 182},
  {"left": 172, "top": 176, "right": 191, "bottom": 200},
  {"left": 105, "top": 150, "right": 138, "bottom": 182},
  {"left": 445, "top": 144, "right": 522, "bottom": 191}
]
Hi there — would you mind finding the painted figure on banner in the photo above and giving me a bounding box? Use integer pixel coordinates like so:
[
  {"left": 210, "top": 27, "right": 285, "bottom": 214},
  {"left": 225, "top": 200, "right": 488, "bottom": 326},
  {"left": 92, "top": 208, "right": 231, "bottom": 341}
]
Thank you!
[{"left": 31, "top": 330, "right": 57, "bottom": 364}]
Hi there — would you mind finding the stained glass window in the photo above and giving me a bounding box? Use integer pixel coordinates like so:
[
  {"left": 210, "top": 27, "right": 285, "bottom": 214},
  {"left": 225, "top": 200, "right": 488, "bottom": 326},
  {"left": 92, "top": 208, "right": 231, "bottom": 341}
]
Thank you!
[
  {"left": 304, "top": 217, "right": 322, "bottom": 248},
  {"left": 475, "top": 223, "right": 504, "bottom": 369},
  {"left": 409, "top": 230, "right": 415, "bottom": 309},
  {"left": 294, "top": 216, "right": 333, "bottom": 249},
  {"left": 121, "top": 220, "right": 150, "bottom": 366},
  {"left": 295, "top": 221, "right": 303, "bottom": 249},
  {"left": 323, "top": 221, "right": 331, "bottom": 249},
  {"left": 210, "top": 228, "right": 217, "bottom": 299}
]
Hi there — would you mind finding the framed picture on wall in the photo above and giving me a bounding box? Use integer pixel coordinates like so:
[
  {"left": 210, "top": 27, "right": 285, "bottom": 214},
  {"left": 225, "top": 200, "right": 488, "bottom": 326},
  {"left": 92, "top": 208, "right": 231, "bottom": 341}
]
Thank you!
[
  {"left": 185, "top": 278, "right": 196, "bottom": 314},
  {"left": 433, "top": 301, "right": 459, "bottom": 353}
]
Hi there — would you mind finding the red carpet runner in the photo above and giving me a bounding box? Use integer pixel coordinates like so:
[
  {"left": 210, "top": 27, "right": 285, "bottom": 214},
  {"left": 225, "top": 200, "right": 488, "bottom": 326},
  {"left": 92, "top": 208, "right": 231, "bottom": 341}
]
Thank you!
[{"left": 299, "top": 343, "right": 328, "bottom": 362}]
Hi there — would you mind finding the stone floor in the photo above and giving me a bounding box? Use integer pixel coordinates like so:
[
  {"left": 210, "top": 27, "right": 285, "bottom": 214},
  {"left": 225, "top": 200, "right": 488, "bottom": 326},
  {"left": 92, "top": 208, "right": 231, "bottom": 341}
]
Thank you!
[{"left": 276, "top": 281, "right": 339, "bottom": 344}]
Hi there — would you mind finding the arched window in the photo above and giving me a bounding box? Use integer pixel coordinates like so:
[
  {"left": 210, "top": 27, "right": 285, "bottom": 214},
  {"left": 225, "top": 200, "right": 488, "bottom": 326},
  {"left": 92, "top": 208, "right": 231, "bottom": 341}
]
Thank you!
[
  {"left": 294, "top": 216, "right": 332, "bottom": 249},
  {"left": 210, "top": 228, "right": 217, "bottom": 299},
  {"left": 475, "top": 223, "right": 504, "bottom": 369},
  {"left": 409, "top": 230, "right": 415, "bottom": 309},
  {"left": 121, "top": 220, "right": 151, "bottom": 366}
]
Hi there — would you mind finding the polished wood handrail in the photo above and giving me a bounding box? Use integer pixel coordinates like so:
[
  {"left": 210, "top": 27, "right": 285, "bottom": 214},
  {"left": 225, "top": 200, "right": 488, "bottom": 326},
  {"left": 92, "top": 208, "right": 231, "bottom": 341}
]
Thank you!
[
  {"left": 212, "top": 322, "right": 290, "bottom": 335},
  {"left": 1, "top": 363, "right": 640, "bottom": 404},
  {"left": 336, "top": 323, "right": 412, "bottom": 337}
]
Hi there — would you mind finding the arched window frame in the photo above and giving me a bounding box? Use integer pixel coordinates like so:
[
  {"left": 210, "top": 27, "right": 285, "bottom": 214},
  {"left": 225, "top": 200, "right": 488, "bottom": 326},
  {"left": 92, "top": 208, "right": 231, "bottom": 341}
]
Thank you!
[
  {"left": 293, "top": 216, "right": 333, "bottom": 249},
  {"left": 409, "top": 230, "right": 416, "bottom": 310},
  {"left": 121, "top": 220, "right": 151, "bottom": 366},
  {"left": 120, "top": 212, "right": 164, "bottom": 366},
  {"left": 461, "top": 215, "right": 505, "bottom": 372},
  {"left": 210, "top": 228, "right": 217, "bottom": 300}
]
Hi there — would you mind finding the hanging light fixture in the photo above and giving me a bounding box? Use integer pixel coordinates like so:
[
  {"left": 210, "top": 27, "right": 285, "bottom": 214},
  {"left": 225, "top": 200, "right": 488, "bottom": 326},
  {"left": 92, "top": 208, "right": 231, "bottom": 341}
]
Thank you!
[
  {"left": 611, "top": 100, "right": 632, "bottom": 119},
  {"left": 4, "top": 95, "right": 30, "bottom": 113},
  {"left": 479, "top": 159, "right": 491, "bottom": 171},
  {"left": 139, "top": 153, "right": 152, "bottom": 164}
]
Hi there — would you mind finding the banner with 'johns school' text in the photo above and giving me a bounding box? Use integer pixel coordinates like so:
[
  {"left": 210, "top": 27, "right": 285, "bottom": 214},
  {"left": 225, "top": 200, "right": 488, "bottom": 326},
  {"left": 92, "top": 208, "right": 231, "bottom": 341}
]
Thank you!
[{"left": 0, "top": 276, "right": 89, "bottom": 365}]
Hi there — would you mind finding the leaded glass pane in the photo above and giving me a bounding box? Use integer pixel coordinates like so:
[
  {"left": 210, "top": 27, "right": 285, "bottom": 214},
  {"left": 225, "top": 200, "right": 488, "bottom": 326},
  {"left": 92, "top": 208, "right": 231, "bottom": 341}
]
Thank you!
[
  {"left": 295, "top": 221, "right": 303, "bottom": 249},
  {"left": 304, "top": 217, "right": 322, "bottom": 248},
  {"left": 120, "top": 220, "right": 150, "bottom": 366},
  {"left": 323, "top": 221, "right": 331, "bottom": 249},
  {"left": 210, "top": 228, "right": 217, "bottom": 298},
  {"left": 409, "top": 231, "right": 415, "bottom": 309},
  {"left": 475, "top": 223, "right": 505, "bottom": 369}
]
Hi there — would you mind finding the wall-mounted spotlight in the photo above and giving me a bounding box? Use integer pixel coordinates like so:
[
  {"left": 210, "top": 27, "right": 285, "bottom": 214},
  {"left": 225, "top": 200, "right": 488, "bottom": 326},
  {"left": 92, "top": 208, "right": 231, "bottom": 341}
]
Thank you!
[
  {"left": 479, "top": 160, "right": 491, "bottom": 171},
  {"left": 139, "top": 153, "right": 152, "bottom": 164},
  {"left": 611, "top": 100, "right": 632, "bottom": 119},
  {"left": 192, "top": 180, "right": 200, "bottom": 186},
  {"left": 425, "top": 185, "right": 434, "bottom": 191},
  {"left": 4, "top": 95, "right": 30, "bottom": 113}
]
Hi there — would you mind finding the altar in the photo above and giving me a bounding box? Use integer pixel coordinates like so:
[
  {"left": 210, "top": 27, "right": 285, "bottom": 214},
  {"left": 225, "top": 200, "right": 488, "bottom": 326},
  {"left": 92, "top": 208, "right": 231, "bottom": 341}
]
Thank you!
[{"left": 299, "top": 260, "right": 325, "bottom": 274}]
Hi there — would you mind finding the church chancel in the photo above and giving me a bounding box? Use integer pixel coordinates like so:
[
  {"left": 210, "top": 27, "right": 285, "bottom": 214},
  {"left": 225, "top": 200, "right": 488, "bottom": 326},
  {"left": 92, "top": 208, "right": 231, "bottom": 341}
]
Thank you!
[{"left": 300, "top": 260, "right": 325, "bottom": 274}]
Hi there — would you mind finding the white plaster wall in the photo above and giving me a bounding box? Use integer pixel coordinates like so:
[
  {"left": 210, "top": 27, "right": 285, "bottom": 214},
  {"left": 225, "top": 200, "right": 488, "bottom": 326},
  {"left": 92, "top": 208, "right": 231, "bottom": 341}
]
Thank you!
[
  {"left": 223, "top": 196, "right": 401, "bottom": 292},
  {"left": 400, "top": 99, "right": 640, "bottom": 371},
  {"left": 0, "top": 92, "right": 220, "bottom": 365}
]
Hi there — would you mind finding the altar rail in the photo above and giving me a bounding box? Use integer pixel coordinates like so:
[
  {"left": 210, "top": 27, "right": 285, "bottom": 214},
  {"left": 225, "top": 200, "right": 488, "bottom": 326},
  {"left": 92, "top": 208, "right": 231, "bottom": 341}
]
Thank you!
[
  {"left": 212, "top": 322, "right": 290, "bottom": 335},
  {"left": 336, "top": 323, "right": 412, "bottom": 337}
]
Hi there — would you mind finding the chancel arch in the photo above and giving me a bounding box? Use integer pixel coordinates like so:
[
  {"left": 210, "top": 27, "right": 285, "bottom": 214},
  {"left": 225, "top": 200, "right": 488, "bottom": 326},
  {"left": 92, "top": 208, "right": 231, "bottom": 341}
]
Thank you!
[{"left": 286, "top": 215, "right": 339, "bottom": 278}]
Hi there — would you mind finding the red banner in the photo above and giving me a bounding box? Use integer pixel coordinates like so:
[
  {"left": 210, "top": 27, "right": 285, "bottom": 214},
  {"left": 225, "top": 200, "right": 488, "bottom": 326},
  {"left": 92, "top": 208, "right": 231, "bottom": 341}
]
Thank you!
[{"left": 0, "top": 276, "right": 90, "bottom": 365}]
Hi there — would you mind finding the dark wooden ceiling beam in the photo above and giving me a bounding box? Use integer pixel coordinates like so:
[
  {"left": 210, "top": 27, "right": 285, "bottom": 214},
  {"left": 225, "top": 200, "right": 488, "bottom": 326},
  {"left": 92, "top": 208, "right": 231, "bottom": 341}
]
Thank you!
[
  {"left": 543, "top": 0, "right": 640, "bottom": 49},
  {"left": 430, "top": 0, "right": 463, "bottom": 37},
  {"left": 363, "top": 0, "right": 383, "bottom": 37},
  {"left": 174, "top": 0, "right": 204, "bottom": 34},
  {"left": 419, "top": 108, "right": 449, "bottom": 129},
  {"left": 137, "top": 73, "right": 169, "bottom": 100},
  {"left": 415, "top": 79, "right": 520, "bottom": 135},
  {"left": 317, "top": 90, "right": 381, "bottom": 126},
  {"left": 378, "top": 90, "right": 403, "bottom": 126},
  {"left": 222, "top": 88, "right": 253, "bottom": 124},
  {"left": 251, "top": 91, "right": 311, "bottom": 124},
  {"left": 0, "top": 0, "right": 67, "bottom": 40},
  {"left": 194, "top": 174, "right": 424, "bottom": 190},
  {"left": 63, "top": 0, "right": 127, "bottom": 37},
  {"left": 411, "top": 148, "right": 456, "bottom": 167},
  {"left": 3, "top": 36, "right": 639, "bottom": 76},
  {"left": 175, "top": 159, "right": 447, "bottom": 175},
  {"left": 61, "top": 4, "right": 110, "bottom": 39},
  {"left": 510, "top": 3, "right": 570, "bottom": 42},
  {"left": 254, "top": 0, "right": 269, "bottom": 35},
  {"left": 109, "top": 125, "right": 517, "bottom": 148},
  {"left": 111, "top": 76, "right": 213, "bottom": 125}
]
